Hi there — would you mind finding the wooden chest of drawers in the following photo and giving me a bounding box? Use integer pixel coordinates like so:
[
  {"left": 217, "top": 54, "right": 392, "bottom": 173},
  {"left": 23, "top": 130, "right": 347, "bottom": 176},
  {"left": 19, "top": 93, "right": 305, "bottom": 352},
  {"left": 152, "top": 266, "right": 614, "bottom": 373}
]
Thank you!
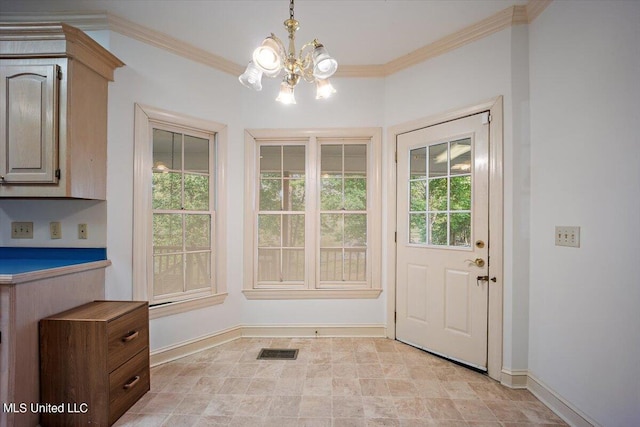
[{"left": 40, "top": 301, "right": 150, "bottom": 426}]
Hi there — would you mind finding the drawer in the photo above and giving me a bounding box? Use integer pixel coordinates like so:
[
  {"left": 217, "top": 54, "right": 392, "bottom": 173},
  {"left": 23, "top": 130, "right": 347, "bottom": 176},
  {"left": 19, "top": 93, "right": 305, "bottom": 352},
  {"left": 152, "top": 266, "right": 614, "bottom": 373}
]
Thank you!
[
  {"left": 109, "top": 348, "right": 150, "bottom": 425},
  {"left": 107, "top": 304, "right": 149, "bottom": 372}
]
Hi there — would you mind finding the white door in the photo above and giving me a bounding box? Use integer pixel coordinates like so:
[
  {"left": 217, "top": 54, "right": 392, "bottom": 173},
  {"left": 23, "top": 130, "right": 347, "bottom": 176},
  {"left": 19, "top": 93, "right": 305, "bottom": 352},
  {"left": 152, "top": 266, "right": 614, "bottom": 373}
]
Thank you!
[{"left": 396, "top": 112, "right": 490, "bottom": 370}]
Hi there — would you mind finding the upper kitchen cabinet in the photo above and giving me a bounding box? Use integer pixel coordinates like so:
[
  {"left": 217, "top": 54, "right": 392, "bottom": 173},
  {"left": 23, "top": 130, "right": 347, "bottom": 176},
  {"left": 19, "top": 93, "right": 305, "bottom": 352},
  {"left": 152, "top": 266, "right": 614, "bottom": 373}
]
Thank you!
[{"left": 0, "top": 23, "right": 124, "bottom": 199}]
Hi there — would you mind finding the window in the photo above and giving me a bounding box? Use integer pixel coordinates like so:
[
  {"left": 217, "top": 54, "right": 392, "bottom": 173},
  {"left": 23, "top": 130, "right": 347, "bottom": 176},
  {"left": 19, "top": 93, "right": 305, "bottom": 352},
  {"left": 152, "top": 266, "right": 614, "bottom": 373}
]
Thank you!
[
  {"left": 134, "top": 104, "right": 227, "bottom": 318},
  {"left": 244, "top": 129, "right": 382, "bottom": 299},
  {"left": 408, "top": 138, "right": 472, "bottom": 247}
]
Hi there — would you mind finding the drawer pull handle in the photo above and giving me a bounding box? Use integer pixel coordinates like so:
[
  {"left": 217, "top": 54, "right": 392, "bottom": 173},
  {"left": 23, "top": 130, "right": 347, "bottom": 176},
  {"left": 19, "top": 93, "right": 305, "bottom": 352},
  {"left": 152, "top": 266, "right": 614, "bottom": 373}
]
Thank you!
[
  {"left": 122, "top": 330, "right": 139, "bottom": 342},
  {"left": 123, "top": 375, "right": 140, "bottom": 390}
]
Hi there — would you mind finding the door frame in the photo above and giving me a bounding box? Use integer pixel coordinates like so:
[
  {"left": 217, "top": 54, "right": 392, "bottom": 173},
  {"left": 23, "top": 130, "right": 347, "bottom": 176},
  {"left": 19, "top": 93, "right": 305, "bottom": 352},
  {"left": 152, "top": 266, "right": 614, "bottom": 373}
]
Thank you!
[{"left": 386, "top": 96, "right": 503, "bottom": 380}]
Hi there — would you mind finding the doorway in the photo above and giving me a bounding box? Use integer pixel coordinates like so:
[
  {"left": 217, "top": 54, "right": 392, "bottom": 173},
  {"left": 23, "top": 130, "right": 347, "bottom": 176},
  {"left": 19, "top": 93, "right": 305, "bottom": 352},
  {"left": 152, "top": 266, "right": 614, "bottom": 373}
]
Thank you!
[{"left": 387, "top": 97, "right": 504, "bottom": 379}]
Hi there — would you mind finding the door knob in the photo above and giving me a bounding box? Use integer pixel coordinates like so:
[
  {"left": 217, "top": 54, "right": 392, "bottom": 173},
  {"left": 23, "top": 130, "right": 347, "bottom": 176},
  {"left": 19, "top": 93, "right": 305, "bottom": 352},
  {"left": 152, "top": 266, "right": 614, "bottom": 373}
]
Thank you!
[{"left": 465, "top": 258, "right": 485, "bottom": 268}]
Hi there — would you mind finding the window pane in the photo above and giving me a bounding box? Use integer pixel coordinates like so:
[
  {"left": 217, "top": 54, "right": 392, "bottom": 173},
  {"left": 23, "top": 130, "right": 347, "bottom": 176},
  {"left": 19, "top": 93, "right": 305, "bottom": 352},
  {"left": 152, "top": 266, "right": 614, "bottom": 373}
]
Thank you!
[
  {"left": 184, "top": 135, "right": 209, "bottom": 173},
  {"left": 153, "top": 129, "right": 182, "bottom": 171},
  {"left": 344, "top": 145, "right": 366, "bottom": 175},
  {"left": 410, "top": 147, "right": 427, "bottom": 179},
  {"left": 260, "top": 178, "right": 282, "bottom": 211},
  {"left": 153, "top": 214, "right": 182, "bottom": 251},
  {"left": 409, "top": 180, "right": 426, "bottom": 212},
  {"left": 428, "top": 178, "right": 448, "bottom": 211},
  {"left": 450, "top": 212, "right": 471, "bottom": 247},
  {"left": 344, "top": 178, "right": 366, "bottom": 210},
  {"left": 344, "top": 214, "right": 366, "bottom": 247},
  {"left": 152, "top": 172, "right": 181, "bottom": 210},
  {"left": 450, "top": 176, "right": 471, "bottom": 210},
  {"left": 320, "top": 249, "right": 342, "bottom": 281},
  {"left": 409, "top": 213, "right": 427, "bottom": 244},
  {"left": 258, "top": 214, "right": 281, "bottom": 247},
  {"left": 282, "top": 214, "right": 305, "bottom": 247},
  {"left": 153, "top": 253, "right": 183, "bottom": 296},
  {"left": 283, "top": 145, "right": 305, "bottom": 177},
  {"left": 258, "top": 249, "right": 280, "bottom": 281},
  {"left": 450, "top": 138, "right": 471, "bottom": 175},
  {"left": 344, "top": 249, "right": 366, "bottom": 281},
  {"left": 429, "top": 143, "right": 448, "bottom": 178},
  {"left": 321, "top": 145, "right": 342, "bottom": 175},
  {"left": 282, "top": 249, "right": 305, "bottom": 281},
  {"left": 185, "top": 214, "right": 210, "bottom": 251},
  {"left": 185, "top": 252, "right": 210, "bottom": 291},
  {"left": 429, "top": 213, "right": 448, "bottom": 245},
  {"left": 321, "top": 177, "right": 342, "bottom": 210},
  {"left": 184, "top": 173, "right": 209, "bottom": 211},
  {"left": 320, "top": 214, "right": 343, "bottom": 247},
  {"left": 284, "top": 178, "right": 305, "bottom": 211},
  {"left": 260, "top": 146, "right": 281, "bottom": 177}
]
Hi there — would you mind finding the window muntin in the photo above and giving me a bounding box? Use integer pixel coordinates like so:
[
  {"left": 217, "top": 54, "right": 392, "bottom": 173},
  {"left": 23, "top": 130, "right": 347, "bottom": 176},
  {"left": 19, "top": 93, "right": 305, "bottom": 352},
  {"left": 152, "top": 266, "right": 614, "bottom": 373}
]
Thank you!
[
  {"left": 151, "top": 127, "right": 215, "bottom": 303},
  {"left": 408, "top": 138, "right": 472, "bottom": 247}
]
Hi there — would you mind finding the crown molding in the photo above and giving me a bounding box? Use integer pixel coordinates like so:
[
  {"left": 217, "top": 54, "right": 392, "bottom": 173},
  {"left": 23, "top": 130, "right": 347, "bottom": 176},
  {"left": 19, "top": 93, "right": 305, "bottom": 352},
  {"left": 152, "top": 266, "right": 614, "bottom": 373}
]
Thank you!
[
  {"left": 1, "top": 0, "right": 552, "bottom": 79},
  {"left": 105, "top": 13, "right": 244, "bottom": 76},
  {"left": 526, "top": 0, "right": 553, "bottom": 23}
]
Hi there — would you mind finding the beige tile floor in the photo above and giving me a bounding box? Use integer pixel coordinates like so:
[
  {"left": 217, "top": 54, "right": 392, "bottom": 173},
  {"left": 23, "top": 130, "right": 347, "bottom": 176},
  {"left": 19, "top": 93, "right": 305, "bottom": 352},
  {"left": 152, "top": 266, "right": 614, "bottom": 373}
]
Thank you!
[{"left": 116, "top": 337, "right": 567, "bottom": 427}]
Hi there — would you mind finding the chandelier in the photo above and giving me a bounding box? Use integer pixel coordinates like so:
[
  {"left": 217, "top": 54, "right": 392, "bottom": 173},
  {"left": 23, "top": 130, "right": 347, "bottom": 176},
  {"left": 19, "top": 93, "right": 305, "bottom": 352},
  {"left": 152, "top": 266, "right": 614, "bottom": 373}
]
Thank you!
[{"left": 238, "top": 0, "right": 338, "bottom": 104}]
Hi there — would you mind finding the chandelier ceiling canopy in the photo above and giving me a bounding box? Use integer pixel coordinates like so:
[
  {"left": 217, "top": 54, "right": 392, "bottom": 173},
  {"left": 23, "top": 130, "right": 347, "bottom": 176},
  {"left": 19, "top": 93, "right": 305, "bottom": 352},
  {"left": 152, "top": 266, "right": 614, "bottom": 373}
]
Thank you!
[{"left": 238, "top": 0, "right": 338, "bottom": 104}]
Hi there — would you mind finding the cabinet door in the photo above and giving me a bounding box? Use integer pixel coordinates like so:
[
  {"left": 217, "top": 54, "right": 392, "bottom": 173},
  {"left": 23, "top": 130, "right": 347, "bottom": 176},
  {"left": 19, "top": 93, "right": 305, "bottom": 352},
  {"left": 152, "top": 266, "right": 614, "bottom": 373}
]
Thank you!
[{"left": 0, "top": 64, "right": 59, "bottom": 183}]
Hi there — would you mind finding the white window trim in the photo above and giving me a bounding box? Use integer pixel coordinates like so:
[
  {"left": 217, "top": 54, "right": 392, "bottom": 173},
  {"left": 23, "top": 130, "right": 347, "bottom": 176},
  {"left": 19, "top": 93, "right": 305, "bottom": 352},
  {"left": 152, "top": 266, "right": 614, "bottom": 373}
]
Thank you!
[
  {"left": 133, "top": 104, "right": 227, "bottom": 318},
  {"left": 243, "top": 128, "right": 382, "bottom": 300}
]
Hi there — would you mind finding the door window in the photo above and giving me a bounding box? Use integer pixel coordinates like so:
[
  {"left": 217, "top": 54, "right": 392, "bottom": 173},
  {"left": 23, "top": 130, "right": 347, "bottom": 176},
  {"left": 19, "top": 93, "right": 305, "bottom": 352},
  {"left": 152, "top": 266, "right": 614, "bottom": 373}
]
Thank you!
[{"left": 408, "top": 138, "right": 472, "bottom": 247}]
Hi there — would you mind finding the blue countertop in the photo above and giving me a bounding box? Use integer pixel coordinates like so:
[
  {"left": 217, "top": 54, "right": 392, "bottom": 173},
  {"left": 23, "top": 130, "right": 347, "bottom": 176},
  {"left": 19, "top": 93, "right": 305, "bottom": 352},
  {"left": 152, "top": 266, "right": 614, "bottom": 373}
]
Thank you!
[{"left": 0, "top": 247, "right": 108, "bottom": 274}]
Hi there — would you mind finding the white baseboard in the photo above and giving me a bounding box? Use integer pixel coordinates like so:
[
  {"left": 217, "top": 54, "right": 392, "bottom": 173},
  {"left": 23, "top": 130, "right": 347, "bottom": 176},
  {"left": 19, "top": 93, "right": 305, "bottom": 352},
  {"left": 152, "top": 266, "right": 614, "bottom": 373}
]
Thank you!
[
  {"left": 241, "top": 324, "right": 387, "bottom": 338},
  {"left": 150, "top": 325, "right": 242, "bottom": 366},
  {"left": 500, "top": 368, "right": 529, "bottom": 389},
  {"left": 150, "top": 323, "right": 386, "bottom": 366},
  {"left": 501, "top": 369, "right": 599, "bottom": 427},
  {"left": 527, "top": 373, "right": 599, "bottom": 427}
]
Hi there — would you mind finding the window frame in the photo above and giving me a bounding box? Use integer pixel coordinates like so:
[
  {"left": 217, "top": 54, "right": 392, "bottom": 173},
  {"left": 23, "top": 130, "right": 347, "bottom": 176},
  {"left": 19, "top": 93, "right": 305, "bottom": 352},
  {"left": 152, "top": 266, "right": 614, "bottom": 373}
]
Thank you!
[
  {"left": 243, "top": 128, "right": 382, "bottom": 300},
  {"left": 133, "top": 104, "right": 227, "bottom": 318}
]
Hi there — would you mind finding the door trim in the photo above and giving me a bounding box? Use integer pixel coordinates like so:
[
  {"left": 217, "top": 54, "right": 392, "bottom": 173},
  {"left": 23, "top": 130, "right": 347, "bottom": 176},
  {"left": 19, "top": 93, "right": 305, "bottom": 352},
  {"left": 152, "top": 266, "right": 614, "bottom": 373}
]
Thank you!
[{"left": 386, "top": 96, "right": 503, "bottom": 380}]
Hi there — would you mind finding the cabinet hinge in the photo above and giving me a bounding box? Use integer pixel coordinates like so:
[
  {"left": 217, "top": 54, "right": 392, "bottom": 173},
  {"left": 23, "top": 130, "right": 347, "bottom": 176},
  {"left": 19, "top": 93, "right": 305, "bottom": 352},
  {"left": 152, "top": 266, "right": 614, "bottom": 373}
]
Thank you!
[
  {"left": 56, "top": 66, "right": 62, "bottom": 80},
  {"left": 395, "top": 151, "right": 398, "bottom": 163},
  {"left": 55, "top": 169, "right": 61, "bottom": 179},
  {"left": 394, "top": 311, "right": 397, "bottom": 322},
  {"left": 394, "top": 231, "right": 397, "bottom": 243}
]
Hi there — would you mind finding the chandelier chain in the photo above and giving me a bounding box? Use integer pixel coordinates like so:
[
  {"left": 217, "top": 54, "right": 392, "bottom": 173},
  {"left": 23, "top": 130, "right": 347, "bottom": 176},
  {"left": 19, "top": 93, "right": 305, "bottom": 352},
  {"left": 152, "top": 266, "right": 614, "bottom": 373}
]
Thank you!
[{"left": 290, "top": 0, "right": 295, "bottom": 20}]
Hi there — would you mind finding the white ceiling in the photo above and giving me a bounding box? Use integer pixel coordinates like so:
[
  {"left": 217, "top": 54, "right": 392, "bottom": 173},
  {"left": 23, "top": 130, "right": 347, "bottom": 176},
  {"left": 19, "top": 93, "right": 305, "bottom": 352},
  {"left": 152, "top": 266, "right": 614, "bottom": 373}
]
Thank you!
[{"left": 1, "top": 0, "right": 528, "bottom": 66}]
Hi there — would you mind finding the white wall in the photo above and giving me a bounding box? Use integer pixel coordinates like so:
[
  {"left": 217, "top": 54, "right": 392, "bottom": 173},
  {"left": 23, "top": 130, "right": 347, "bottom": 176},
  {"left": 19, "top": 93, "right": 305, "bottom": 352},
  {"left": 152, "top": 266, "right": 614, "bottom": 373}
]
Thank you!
[
  {"left": 528, "top": 1, "right": 640, "bottom": 425},
  {"left": 384, "top": 27, "right": 532, "bottom": 373}
]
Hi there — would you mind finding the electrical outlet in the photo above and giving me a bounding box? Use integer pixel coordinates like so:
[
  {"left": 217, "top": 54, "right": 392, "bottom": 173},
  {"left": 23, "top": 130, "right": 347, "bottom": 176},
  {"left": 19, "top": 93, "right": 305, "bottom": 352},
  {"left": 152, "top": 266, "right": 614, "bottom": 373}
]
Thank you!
[
  {"left": 78, "top": 223, "right": 88, "bottom": 239},
  {"left": 50, "top": 222, "right": 62, "bottom": 239},
  {"left": 555, "top": 226, "right": 580, "bottom": 248},
  {"left": 11, "top": 222, "right": 34, "bottom": 239}
]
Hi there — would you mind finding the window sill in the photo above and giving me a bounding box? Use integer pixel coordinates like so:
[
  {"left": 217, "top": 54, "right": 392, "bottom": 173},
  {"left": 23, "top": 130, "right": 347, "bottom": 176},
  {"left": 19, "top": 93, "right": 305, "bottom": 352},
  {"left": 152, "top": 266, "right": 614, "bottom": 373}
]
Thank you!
[
  {"left": 149, "top": 292, "right": 228, "bottom": 319},
  {"left": 242, "top": 289, "right": 382, "bottom": 300}
]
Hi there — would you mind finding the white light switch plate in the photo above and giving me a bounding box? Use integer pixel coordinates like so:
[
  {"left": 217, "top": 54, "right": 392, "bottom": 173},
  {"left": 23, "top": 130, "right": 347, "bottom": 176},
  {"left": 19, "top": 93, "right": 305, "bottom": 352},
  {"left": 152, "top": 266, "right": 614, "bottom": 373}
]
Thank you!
[{"left": 555, "top": 226, "right": 580, "bottom": 247}]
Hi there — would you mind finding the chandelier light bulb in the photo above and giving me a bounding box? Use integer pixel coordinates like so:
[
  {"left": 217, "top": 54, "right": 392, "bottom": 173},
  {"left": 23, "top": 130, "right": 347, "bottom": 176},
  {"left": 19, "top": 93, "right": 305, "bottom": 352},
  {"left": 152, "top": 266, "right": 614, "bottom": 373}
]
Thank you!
[
  {"left": 312, "top": 45, "right": 338, "bottom": 79},
  {"left": 252, "top": 37, "right": 283, "bottom": 77},
  {"left": 238, "top": 61, "right": 263, "bottom": 91},
  {"left": 276, "top": 81, "right": 296, "bottom": 104},
  {"left": 315, "top": 78, "right": 336, "bottom": 99}
]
